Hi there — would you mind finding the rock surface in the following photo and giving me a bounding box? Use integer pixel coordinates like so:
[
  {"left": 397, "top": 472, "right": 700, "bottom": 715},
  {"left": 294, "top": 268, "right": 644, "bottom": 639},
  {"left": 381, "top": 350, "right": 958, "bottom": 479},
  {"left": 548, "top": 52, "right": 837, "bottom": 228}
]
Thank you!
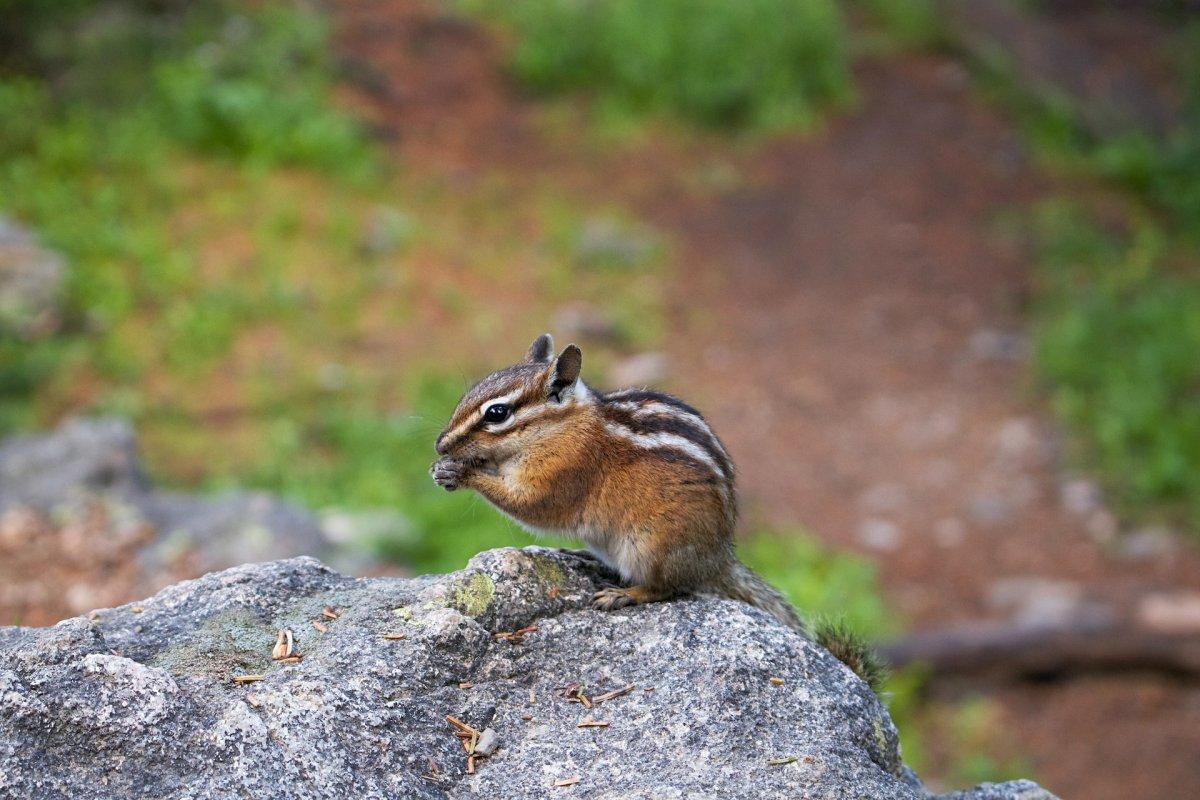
[
  {"left": 0, "top": 418, "right": 347, "bottom": 580},
  {"left": 0, "top": 547, "right": 1057, "bottom": 799}
]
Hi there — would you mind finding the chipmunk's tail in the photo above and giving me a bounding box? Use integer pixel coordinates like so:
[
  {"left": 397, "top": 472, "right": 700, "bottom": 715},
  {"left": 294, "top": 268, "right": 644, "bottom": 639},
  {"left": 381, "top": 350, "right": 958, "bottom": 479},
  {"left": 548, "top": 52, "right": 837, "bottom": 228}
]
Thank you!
[
  {"left": 718, "top": 561, "right": 887, "bottom": 693},
  {"left": 719, "top": 560, "right": 807, "bottom": 631},
  {"left": 813, "top": 620, "right": 888, "bottom": 693}
]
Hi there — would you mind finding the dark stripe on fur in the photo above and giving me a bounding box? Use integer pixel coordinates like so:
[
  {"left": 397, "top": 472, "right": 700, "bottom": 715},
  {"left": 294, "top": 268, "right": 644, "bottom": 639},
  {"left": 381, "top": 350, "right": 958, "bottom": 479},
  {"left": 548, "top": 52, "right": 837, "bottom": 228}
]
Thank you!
[
  {"left": 602, "top": 405, "right": 735, "bottom": 489},
  {"left": 601, "top": 388, "right": 706, "bottom": 419}
]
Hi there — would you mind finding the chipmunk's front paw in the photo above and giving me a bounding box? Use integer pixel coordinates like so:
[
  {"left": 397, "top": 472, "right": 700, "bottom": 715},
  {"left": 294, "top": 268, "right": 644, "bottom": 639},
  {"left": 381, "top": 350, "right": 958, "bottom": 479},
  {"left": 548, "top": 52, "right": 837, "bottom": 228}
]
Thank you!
[
  {"left": 592, "top": 587, "right": 637, "bottom": 611},
  {"left": 430, "top": 458, "right": 470, "bottom": 491}
]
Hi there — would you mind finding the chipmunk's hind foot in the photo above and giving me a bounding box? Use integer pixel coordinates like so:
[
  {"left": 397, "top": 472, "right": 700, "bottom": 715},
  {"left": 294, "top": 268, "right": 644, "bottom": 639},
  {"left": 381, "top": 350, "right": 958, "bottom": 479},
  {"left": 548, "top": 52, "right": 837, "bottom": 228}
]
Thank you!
[
  {"left": 591, "top": 585, "right": 673, "bottom": 611},
  {"left": 592, "top": 587, "right": 636, "bottom": 611}
]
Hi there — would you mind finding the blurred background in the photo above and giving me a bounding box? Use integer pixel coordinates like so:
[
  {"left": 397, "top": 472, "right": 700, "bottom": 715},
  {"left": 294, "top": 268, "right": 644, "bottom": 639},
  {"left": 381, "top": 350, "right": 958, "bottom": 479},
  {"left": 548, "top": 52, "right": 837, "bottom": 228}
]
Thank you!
[{"left": 2, "top": 0, "right": 1200, "bottom": 796}]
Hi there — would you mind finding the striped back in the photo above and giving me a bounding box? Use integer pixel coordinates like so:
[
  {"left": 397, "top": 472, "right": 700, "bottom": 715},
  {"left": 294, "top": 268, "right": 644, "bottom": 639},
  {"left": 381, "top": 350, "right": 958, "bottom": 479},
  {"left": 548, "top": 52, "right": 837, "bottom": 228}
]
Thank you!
[{"left": 599, "top": 387, "right": 737, "bottom": 521}]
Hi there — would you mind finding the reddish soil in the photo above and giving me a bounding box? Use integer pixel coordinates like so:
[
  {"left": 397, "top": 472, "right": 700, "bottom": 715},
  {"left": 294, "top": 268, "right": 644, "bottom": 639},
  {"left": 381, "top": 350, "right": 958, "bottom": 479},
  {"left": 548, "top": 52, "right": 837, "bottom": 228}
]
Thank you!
[
  {"left": 332, "top": 2, "right": 1200, "bottom": 797},
  {"left": 0, "top": 503, "right": 159, "bottom": 627}
]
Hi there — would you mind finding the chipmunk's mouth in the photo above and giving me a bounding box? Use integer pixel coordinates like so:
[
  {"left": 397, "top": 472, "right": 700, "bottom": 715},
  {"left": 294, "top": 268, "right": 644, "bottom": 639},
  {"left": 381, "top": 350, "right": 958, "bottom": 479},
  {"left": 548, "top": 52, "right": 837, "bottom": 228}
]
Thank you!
[{"left": 429, "top": 453, "right": 503, "bottom": 478}]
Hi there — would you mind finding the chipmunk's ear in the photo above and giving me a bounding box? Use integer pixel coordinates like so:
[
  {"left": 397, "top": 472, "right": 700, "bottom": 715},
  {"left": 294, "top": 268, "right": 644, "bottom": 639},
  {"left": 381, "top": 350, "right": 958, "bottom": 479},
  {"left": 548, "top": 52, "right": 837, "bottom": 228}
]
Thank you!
[
  {"left": 545, "top": 344, "right": 582, "bottom": 401},
  {"left": 526, "top": 333, "right": 554, "bottom": 363}
]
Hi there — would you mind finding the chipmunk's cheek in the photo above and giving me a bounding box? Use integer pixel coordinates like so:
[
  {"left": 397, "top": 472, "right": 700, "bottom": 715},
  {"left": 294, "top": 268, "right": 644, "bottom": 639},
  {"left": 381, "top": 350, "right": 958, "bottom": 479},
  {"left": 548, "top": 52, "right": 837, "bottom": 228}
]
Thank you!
[{"left": 473, "top": 458, "right": 501, "bottom": 476}]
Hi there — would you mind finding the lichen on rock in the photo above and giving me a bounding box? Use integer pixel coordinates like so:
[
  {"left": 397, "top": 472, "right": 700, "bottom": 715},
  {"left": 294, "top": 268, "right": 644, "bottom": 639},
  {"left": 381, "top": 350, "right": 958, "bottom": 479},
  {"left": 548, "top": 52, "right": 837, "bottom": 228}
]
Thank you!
[{"left": 451, "top": 572, "right": 496, "bottom": 618}]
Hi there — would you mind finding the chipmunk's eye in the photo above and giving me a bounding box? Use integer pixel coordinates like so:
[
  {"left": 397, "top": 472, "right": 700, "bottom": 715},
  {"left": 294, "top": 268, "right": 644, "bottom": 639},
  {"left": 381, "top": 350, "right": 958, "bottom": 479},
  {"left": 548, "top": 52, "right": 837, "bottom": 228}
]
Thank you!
[{"left": 483, "top": 403, "right": 511, "bottom": 424}]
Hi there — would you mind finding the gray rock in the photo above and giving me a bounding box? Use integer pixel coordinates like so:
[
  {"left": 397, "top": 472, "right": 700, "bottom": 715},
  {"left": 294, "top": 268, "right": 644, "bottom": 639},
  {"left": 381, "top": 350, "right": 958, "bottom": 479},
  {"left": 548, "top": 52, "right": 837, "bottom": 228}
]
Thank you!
[
  {"left": 0, "top": 217, "right": 66, "bottom": 340},
  {"left": 0, "top": 418, "right": 343, "bottom": 582},
  {"left": 995, "top": 418, "right": 1038, "bottom": 460},
  {"left": 1085, "top": 510, "right": 1118, "bottom": 544},
  {"left": 967, "top": 493, "right": 1014, "bottom": 526},
  {"left": 858, "top": 518, "right": 904, "bottom": 552},
  {"left": 0, "top": 548, "right": 1055, "bottom": 799},
  {"left": 986, "top": 577, "right": 1085, "bottom": 627},
  {"left": 935, "top": 779, "right": 1055, "bottom": 800},
  {"left": 1059, "top": 478, "right": 1102, "bottom": 517},
  {"left": 968, "top": 329, "right": 1028, "bottom": 363},
  {"left": 138, "top": 490, "right": 332, "bottom": 577},
  {"left": 1137, "top": 591, "right": 1200, "bottom": 634},
  {"left": 0, "top": 418, "right": 147, "bottom": 511},
  {"left": 0, "top": 628, "right": 27, "bottom": 649},
  {"left": 1118, "top": 526, "right": 1178, "bottom": 562}
]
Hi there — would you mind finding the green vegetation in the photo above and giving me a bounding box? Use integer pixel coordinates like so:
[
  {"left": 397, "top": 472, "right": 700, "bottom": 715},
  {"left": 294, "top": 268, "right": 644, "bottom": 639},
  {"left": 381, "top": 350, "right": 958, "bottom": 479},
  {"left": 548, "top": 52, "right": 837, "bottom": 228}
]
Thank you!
[
  {"left": 1032, "top": 204, "right": 1200, "bottom": 528},
  {"left": 852, "top": 0, "right": 946, "bottom": 52},
  {"left": 0, "top": 0, "right": 666, "bottom": 572},
  {"left": 1089, "top": 27, "right": 1200, "bottom": 238},
  {"left": 2, "top": 1, "right": 369, "bottom": 172},
  {"left": 0, "top": 0, "right": 376, "bottom": 434},
  {"left": 463, "top": 0, "right": 852, "bottom": 131},
  {"left": 941, "top": 696, "right": 1035, "bottom": 787},
  {"left": 741, "top": 532, "right": 894, "bottom": 638},
  {"left": 153, "top": 5, "right": 369, "bottom": 172},
  {"left": 972, "top": 22, "right": 1200, "bottom": 533}
]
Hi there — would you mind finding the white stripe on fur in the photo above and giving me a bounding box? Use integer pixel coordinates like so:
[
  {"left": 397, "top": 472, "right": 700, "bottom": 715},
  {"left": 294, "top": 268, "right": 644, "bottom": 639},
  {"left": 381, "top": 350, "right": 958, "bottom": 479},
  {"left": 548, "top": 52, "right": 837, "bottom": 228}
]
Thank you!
[
  {"left": 606, "top": 399, "right": 730, "bottom": 461},
  {"left": 602, "top": 420, "right": 728, "bottom": 480}
]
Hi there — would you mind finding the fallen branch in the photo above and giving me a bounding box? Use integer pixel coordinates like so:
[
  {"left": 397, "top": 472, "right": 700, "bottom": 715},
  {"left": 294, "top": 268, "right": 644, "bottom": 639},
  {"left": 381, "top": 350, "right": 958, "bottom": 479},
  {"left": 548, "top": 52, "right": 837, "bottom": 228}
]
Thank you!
[{"left": 880, "top": 619, "right": 1200, "bottom": 682}]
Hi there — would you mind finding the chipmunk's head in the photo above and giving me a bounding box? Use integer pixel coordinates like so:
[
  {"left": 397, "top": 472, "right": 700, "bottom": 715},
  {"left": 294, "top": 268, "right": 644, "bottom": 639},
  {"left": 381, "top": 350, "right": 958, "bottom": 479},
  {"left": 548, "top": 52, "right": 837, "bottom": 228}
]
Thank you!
[{"left": 434, "top": 334, "right": 590, "bottom": 464}]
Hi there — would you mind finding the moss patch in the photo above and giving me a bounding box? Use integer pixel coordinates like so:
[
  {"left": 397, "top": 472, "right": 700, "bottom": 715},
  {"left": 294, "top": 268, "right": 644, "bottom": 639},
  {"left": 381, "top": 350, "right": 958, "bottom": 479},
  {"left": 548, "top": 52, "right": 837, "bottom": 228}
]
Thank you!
[
  {"left": 150, "top": 609, "right": 271, "bottom": 679},
  {"left": 529, "top": 553, "right": 567, "bottom": 589},
  {"left": 451, "top": 573, "right": 496, "bottom": 618}
]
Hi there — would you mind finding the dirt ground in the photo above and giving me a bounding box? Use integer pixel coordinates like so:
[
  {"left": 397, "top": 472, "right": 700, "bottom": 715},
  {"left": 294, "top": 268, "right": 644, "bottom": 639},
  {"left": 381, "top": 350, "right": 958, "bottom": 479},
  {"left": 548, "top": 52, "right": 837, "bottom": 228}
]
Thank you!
[{"left": 334, "top": 3, "right": 1200, "bottom": 797}]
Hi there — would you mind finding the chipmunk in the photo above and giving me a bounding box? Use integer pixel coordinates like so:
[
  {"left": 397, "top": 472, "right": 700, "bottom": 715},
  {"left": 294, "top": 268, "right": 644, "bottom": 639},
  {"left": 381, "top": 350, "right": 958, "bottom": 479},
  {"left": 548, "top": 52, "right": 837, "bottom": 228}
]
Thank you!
[{"left": 430, "top": 334, "right": 882, "bottom": 689}]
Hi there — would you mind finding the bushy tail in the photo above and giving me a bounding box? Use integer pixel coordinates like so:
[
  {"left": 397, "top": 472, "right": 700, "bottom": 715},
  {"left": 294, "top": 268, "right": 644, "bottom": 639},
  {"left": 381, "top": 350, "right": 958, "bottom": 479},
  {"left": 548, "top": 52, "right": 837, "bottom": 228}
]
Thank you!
[
  {"left": 718, "top": 560, "right": 806, "bottom": 631},
  {"left": 718, "top": 561, "right": 888, "bottom": 693},
  {"left": 814, "top": 619, "right": 889, "bottom": 694}
]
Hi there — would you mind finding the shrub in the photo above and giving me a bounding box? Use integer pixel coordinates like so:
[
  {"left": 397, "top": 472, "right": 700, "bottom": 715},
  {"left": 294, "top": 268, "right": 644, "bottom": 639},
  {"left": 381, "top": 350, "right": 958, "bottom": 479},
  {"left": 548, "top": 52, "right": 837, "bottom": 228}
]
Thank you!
[
  {"left": 153, "top": 5, "right": 369, "bottom": 171},
  {"left": 1032, "top": 203, "right": 1200, "bottom": 529},
  {"left": 0, "top": 1, "right": 374, "bottom": 435},
  {"left": 467, "top": 0, "right": 852, "bottom": 130}
]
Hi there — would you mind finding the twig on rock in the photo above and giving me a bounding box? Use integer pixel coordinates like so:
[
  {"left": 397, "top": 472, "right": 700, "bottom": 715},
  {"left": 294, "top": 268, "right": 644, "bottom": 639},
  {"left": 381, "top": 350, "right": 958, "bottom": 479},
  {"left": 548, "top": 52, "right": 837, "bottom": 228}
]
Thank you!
[
  {"left": 493, "top": 624, "right": 539, "bottom": 643},
  {"left": 592, "top": 684, "right": 635, "bottom": 704},
  {"left": 576, "top": 717, "right": 609, "bottom": 728},
  {"left": 446, "top": 714, "right": 476, "bottom": 735}
]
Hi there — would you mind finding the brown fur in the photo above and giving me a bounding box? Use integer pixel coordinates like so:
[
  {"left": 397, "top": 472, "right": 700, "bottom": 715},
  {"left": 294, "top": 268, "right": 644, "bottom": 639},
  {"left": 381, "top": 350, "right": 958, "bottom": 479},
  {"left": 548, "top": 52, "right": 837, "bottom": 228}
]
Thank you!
[{"left": 430, "top": 334, "right": 806, "bottom": 634}]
